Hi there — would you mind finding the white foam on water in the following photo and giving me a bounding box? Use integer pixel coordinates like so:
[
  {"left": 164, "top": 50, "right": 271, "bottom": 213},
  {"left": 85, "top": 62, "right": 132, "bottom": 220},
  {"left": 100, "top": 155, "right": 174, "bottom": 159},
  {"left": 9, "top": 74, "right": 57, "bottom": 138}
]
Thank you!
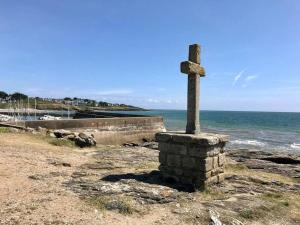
[
  {"left": 291, "top": 143, "right": 300, "bottom": 150},
  {"left": 230, "top": 139, "right": 266, "bottom": 147}
]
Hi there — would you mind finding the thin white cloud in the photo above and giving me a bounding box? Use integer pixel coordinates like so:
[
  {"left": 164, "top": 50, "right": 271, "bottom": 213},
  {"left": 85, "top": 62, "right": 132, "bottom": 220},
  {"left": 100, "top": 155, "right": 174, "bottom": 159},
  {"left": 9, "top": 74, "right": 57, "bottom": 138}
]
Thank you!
[
  {"left": 245, "top": 75, "right": 258, "bottom": 82},
  {"left": 147, "top": 98, "right": 160, "bottom": 103},
  {"left": 232, "top": 69, "right": 245, "bottom": 86},
  {"left": 94, "top": 89, "right": 133, "bottom": 96},
  {"left": 146, "top": 98, "right": 179, "bottom": 104},
  {"left": 241, "top": 75, "right": 259, "bottom": 88}
]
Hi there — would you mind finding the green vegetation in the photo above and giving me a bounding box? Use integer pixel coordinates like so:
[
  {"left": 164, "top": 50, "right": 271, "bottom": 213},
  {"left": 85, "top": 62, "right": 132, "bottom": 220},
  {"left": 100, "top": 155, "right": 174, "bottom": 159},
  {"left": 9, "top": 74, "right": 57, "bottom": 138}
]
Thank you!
[
  {"left": 0, "top": 91, "right": 28, "bottom": 101},
  {"left": 0, "top": 91, "right": 8, "bottom": 99},
  {"left": 239, "top": 209, "right": 256, "bottom": 219},
  {"left": 0, "top": 90, "right": 144, "bottom": 111},
  {"left": 48, "top": 138, "right": 75, "bottom": 147},
  {"left": 0, "top": 127, "right": 10, "bottom": 133},
  {"left": 10, "top": 92, "right": 28, "bottom": 100}
]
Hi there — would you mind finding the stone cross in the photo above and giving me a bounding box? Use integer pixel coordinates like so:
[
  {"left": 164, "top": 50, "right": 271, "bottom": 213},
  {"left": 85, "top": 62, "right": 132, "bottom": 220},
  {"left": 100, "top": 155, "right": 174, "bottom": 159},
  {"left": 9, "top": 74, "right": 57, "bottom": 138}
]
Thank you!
[{"left": 180, "top": 44, "right": 205, "bottom": 134}]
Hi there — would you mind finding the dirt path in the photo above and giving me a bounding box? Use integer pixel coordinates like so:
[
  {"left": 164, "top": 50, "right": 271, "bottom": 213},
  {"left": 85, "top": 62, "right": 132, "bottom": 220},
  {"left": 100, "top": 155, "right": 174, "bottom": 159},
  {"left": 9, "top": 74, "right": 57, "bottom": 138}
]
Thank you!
[{"left": 0, "top": 132, "right": 299, "bottom": 225}]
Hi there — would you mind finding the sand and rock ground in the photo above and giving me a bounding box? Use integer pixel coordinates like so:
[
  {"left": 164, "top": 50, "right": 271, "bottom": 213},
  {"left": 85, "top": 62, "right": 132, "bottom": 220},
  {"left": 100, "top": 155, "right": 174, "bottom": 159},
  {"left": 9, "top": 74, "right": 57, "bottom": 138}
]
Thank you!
[{"left": 0, "top": 131, "right": 299, "bottom": 225}]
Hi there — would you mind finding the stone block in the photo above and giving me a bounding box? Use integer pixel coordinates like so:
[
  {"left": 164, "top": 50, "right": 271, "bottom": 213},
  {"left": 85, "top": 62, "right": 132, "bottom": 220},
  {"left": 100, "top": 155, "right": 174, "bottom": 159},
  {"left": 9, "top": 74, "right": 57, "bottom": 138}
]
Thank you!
[
  {"left": 213, "top": 156, "right": 219, "bottom": 169},
  {"left": 182, "top": 156, "right": 196, "bottom": 168},
  {"left": 205, "top": 175, "right": 218, "bottom": 185},
  {"left": 197, "top": 157, "right": 213, "bottom": 171},
  {"left": 155, "top": 133, "right": 172, "bottom": 142},
  {"left": 196, "top": 171, "right": 211, "bottom": 181},
  {"left": 158, "top": 142, "right": 170, "bottom": 152},
  {"left": 207, "top": 147, "right": 221, "bottom": 157},
  {"left": 218, "top": 173, "right": 226, "bottom": 182},
  {"left": 171, "top": 134, "right": 194, "bottom": 143},
  {"left": 159, "top": 142, "right": 188, "bottom": 155},
  {"left": 167, "top": 154, "right": 181, "bottom": 167},
  {"left": 218, "top": 153, "right": 226, "bottom": 166},
  {"left": 205, "top": 171, "right": 212, "bottom": 179},
  {"left": 159, "top": 152, "right": 167, "bottom": 165},
  {"left": 211, "top": 167, "right": 224, "bottom": 176},
  {"left": 180, "top": 176, "right": 193, "bottom": 184},
  {"left": 158, "top": 164, "right": 167, "bottom": 172},
  {"left": 163, "top": 173, "right": 180, "bottom": 182},
  {"left": 174, "top": 168, "right": 183, "bottom": 176},
  {"left": 206, "top": 157, "right": 214, "bottom": 171},
  {"left": 169, "top": 143, "right": 187, "bottom": 155},
  {"left": 183, "top": 169, "right": 197, "bottom": 177},
  {"left": 188, "top": 146, "right": 208, "bottom": 158}
]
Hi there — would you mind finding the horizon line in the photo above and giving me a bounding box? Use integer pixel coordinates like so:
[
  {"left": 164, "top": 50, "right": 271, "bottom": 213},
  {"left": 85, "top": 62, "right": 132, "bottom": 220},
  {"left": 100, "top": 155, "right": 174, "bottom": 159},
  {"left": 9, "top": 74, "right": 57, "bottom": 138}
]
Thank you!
[{"left": 148, "top": 109, "right": 300, "bottom": 113}]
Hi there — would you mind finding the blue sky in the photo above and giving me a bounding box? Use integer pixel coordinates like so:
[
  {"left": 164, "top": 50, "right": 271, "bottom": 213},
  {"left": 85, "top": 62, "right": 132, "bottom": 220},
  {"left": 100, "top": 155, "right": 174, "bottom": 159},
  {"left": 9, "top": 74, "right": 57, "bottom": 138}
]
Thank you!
[{"left": 0, "top": 0, "right": 300, "bottom": 112}]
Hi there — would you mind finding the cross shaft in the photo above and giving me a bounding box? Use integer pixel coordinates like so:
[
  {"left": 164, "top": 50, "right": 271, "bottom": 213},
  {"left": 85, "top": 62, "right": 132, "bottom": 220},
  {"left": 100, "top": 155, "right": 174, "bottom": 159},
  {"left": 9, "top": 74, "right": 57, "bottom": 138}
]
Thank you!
[{"left": 180, "top": 44, "right": 205, "bottom": 134}]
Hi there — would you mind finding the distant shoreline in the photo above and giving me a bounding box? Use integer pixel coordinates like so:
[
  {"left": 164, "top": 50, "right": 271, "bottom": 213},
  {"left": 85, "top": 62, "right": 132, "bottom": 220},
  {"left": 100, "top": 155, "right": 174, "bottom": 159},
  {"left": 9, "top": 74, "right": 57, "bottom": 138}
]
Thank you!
[
  {"left": 0, "top": 92, "right": 146, "bottom": 112},
  {"left": 0, "top": 108, "right": 148, "bottom": 116}
]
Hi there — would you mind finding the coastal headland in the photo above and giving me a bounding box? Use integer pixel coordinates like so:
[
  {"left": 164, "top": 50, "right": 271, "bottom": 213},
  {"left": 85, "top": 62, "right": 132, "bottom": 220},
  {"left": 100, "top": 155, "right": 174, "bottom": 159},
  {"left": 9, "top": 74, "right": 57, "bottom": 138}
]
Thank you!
[{"left": 0, "top": 91, "right": 146, "bottom": 112}]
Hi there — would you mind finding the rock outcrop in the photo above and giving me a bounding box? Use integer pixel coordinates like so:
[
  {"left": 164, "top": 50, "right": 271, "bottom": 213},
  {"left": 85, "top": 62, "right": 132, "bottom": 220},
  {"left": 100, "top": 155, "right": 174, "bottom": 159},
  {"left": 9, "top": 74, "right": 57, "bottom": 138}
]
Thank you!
[
  {"left": 75, "top": 133, "right": 97, "bottom": 148},
  {"left": 49, "top": 129, "right": 96, "bottom": 148}
]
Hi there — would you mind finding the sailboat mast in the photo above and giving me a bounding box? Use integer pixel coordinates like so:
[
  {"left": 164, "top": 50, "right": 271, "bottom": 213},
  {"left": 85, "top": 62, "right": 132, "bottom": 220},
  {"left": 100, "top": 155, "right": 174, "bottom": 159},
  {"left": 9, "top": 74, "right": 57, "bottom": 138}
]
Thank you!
[
  {"left": 27, "top": 97, "right": 30, "bottom": 120},
  {"left": 68, "top": 104, "right": 70, "bottom": 119},
  {"left": 35, "top": 98, "right": 37, "bottom": 120}
]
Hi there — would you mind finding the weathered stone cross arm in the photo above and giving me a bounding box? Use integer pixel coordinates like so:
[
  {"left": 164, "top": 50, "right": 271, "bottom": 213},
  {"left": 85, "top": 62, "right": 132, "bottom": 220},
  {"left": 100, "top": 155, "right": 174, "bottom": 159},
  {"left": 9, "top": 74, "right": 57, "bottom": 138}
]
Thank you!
[{"left": 180, "top": 61, "right": 205, "bottom": 76}]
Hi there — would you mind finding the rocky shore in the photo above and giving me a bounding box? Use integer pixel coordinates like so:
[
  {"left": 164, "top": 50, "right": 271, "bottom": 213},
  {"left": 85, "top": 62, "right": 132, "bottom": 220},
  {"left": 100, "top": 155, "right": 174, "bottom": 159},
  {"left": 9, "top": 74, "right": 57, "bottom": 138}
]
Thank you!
[{"left": 0, "top": 130, "right": 299, "bottom": 225}]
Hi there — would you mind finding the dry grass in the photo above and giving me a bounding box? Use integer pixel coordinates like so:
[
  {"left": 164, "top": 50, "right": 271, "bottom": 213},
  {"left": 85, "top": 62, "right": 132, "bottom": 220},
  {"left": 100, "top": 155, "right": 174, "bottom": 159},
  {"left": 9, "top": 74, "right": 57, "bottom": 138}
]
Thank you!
[
  {"left": 86, "top": 195, "right": 136, "bottom": 215},
  {"left": 136, "top": 161, "right": 159, "bottom": 170},
  {"left": 262, "top": 193, "right": 300, "bottom": 222},
  {"left": 225, "top": 163, "right": 249, "bottom": 172},
  {"left": 226, "top": 163, "right": 297, "bottom": 184},
  {"left": 223, "top": 163, "right": 300, "bottom": 224},
  {"left": 238, "top": 193, "right": 300, "bottom": 223},
  {"left": 47, "top": 138, "right": 75, "bottom": 147},
  {"left": 0, "top": 127, "right": 10, "bottom": 133},
  {"left": 196, "top": 187, "right": 226, "bottom": 201},
  {"left": 13, "top": 132, "right": 77, "bottom": 148}
]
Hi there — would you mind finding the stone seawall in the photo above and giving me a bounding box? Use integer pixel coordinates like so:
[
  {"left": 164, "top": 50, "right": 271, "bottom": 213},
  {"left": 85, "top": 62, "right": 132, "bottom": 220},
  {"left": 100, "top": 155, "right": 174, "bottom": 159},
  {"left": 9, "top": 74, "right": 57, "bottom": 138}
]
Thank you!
[{"left": 10, "top": 117, "right": 166, "bottom": 145}]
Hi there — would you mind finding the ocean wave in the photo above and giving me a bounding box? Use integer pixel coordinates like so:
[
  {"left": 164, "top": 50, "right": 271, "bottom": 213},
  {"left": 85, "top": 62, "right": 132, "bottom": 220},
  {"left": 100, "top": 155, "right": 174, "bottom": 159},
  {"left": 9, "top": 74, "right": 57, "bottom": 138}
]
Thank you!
[
  {"left": 291, "top": 143, "right": 300, "bottom": 150},
  {"left": 230, "top": 139, "right": 266, "bottom": 147}
]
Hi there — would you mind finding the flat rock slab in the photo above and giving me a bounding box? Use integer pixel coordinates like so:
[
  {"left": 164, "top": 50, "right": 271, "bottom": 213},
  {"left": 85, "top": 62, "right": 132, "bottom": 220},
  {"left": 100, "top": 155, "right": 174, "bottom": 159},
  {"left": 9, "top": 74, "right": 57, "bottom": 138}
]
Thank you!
[
  {"left": 65, "top": 145, "right": 300, "bottom": 205},
  {"left": 156, "top": 132, "right": 229, "bottom": 146},
  {"left": 228, "top": 149, "right": 300, "bottom": 180}
]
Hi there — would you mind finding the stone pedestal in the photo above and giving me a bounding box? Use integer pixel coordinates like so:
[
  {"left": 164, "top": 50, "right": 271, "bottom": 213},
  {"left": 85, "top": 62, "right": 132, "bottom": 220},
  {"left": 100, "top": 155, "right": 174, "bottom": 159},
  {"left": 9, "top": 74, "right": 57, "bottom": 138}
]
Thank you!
[{"left": 156, "top": 132, "right": 229, "bottom": 190}]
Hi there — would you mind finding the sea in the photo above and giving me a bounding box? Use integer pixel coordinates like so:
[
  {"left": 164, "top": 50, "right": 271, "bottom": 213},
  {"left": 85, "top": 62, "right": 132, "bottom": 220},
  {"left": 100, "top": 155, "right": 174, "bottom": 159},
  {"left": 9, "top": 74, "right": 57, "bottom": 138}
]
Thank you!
[
  {"left": 12, "top": 109, "right": 300, "bottom": 153},
  {"left": 115, "top": 110, "right": 300, "bottom": 154}
]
